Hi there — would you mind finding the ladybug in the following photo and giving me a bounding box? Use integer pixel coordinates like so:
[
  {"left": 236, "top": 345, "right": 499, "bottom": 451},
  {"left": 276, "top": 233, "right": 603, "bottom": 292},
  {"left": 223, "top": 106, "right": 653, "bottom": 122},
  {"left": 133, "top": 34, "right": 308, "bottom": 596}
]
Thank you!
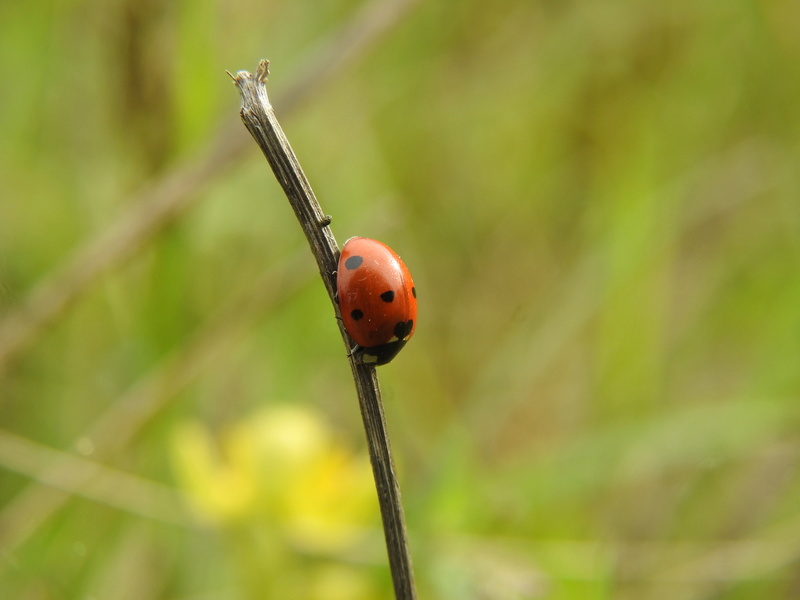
[{"left": 336, "top": 237, "right": 417, "bottom": 365}]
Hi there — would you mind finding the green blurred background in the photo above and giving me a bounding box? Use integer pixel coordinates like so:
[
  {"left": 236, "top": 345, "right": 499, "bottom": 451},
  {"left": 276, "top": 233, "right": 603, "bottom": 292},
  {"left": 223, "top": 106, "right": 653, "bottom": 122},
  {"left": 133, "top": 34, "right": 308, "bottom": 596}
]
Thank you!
[{"left": 2, "top": 0, "right": 800, "bottom": 598}]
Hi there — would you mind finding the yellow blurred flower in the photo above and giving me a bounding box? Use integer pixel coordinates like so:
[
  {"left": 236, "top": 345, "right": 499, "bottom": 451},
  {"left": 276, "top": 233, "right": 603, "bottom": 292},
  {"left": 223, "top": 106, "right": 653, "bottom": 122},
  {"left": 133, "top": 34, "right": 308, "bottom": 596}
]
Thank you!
[
  {"left": 171, "top": 405, "right": 376, "bottom": 554},
  {"left": 171, "top": 420, "right": 258, "bottom": 522},
  {"left": 309, "top": 565, "right": 377, "bottom": 600}
]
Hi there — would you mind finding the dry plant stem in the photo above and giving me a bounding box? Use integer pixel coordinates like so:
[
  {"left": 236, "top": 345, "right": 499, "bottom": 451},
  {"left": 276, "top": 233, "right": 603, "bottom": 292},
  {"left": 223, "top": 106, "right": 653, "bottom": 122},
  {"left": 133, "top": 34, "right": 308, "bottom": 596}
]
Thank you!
[{"left": 232, "top": 61, "right": 417, "bottom": 600}]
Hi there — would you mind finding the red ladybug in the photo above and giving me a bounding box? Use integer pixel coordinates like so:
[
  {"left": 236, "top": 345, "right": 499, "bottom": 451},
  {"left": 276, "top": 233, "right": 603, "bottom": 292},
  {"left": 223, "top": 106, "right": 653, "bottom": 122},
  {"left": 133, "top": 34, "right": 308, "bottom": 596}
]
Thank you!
[{"left": 337, "top": 237, "right": 417, "bottom": 365}]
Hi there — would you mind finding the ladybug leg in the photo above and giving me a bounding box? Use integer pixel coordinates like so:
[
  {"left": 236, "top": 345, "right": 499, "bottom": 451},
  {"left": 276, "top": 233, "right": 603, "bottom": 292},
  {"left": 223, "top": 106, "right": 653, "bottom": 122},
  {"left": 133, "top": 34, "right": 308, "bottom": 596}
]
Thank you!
[{"left": 347, "top": 343, "right": 363, "bottom": 361}]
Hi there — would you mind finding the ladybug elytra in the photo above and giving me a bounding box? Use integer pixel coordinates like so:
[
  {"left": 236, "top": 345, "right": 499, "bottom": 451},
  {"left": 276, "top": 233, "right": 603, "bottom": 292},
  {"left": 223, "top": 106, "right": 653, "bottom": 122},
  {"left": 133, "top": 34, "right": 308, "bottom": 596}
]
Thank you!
[{"left": 336, "top": 237, "right": 417, "bottom": 365}]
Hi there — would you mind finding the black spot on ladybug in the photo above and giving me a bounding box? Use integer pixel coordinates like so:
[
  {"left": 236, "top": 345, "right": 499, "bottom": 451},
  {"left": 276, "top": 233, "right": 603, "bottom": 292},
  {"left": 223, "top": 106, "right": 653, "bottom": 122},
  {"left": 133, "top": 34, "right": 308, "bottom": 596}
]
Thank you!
[
  {"left": 394, "top": 320, "right": 413, "bottom": 340},
  {"left": 344, "top": 256, "right": 363, "bottom": 270},
  {"left": 351, "top": 309, "right": 364, "bottom": 321},
  {"left": 412, "top": 286, "right": 417, "bottom": 298},
  {"left": 380, "top": 290, "right": 395, "bottom": 303}
]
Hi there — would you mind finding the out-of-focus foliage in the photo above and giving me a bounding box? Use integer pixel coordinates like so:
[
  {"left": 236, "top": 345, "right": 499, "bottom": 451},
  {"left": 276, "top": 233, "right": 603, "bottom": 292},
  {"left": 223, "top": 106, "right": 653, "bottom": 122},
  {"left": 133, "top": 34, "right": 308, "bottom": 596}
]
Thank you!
[{"left": 1, "top": 0, "right": 799, "bottom": 598}]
